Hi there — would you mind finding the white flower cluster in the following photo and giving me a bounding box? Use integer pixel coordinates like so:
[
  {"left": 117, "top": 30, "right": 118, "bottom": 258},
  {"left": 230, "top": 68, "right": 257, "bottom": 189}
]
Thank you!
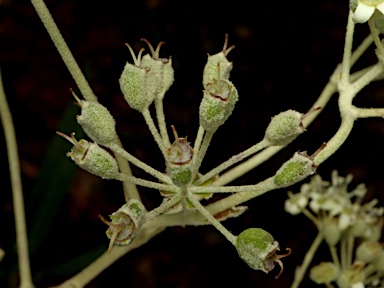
[
  {"left": 286, "top": 171, "right": 383, "bottom": 238},
  {"left": 286, "top": 171, "right": 384, "bottom": 287}
]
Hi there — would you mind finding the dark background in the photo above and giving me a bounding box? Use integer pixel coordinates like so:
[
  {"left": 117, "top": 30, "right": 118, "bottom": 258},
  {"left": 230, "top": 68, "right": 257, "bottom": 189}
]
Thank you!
[{"left": 1, "top": 0, "right": 384, "bottom": 287}]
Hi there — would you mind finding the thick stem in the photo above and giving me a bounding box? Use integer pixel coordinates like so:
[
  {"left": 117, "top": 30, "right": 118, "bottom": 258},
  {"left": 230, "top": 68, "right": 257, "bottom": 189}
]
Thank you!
[
  {"left": 55, "top": 228, "right": 163, "bottom": 288},
  {"left": 0, "top": 70, "right": 35, "bottom": 288},
  {"left": 31, "top": 0, "right": 139, "bottom": 202},
  {"left": 31, "top": 0, "right": 97, "bottom": 102},
  {"left": 340, "top": 11, "right": 354, "bottom": 86}
]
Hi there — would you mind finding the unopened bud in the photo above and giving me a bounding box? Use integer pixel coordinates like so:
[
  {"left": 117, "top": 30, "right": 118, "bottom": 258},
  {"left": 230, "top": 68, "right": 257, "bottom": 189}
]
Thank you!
[
  {"left": 265, "top": 108, "right": 320, "bottom": 146},
  {"left": 310, "top": 262, "right": 339, "bottom": 284},
  {"left": 119, "top": 44, "right": 154, "bottom": 112},
  {"left": 71, "top": 89, "right": 117, "bottom": 146},
  {"left": 356, "top": 241, "right": 383, "bottom": 263},
  {"left": 274, "top": 151, "right": 317, "bottom": 188}
]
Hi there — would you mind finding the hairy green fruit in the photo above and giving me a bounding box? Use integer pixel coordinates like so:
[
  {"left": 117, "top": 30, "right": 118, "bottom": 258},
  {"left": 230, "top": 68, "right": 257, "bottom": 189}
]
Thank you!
[
  {"left": 265, "top": 110, "right": 305, "bottom": 146},
  {"left": 58, "top": 132, "right": 121, "bottom": 180},
  {"left": 119, "top": 63, "right": 152, "bottom": 112},
  {"left": 199, "top": 80, "right": 238, "bottom": 131},
  {"left": 236, "top": 228, "right": 291, "bottom": 279},
  {"left": 274, "top": 152, "right": 316, "bottom": 188},
  {"left": 76, "top": 101, "right": 117, "bottom": 146}
]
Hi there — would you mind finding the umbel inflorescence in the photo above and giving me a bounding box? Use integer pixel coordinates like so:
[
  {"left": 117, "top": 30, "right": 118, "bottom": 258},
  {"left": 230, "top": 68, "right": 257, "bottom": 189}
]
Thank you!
[
  {"left": 56, "top": 35, "right": 320, "bottom": 278},
  {"left": 286, "top": 171, "right": 384, "bottom": 287}
]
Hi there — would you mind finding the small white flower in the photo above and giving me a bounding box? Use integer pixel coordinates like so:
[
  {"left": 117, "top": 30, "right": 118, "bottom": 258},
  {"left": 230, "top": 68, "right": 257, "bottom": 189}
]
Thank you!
[
  {"left": 338, "top": 204, "right": 359, "bottom": 230},
  {"left": 285, "top": 191, "right": 308, "bottom": 215},
  {"left": 351, "top": 282, "right": 365, "bottom": 288},
  {"left": 308, "top": 190, "right": 344, "bottom": 215},
  {"left": 351, "top": 0, "right": 384, "bottom": 24}
]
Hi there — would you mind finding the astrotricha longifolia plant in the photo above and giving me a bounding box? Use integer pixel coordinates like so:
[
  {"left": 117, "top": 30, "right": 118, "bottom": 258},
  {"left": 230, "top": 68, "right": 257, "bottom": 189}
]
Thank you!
[{"left": 2, "top": 0, "right": 384, "bottom": 287}]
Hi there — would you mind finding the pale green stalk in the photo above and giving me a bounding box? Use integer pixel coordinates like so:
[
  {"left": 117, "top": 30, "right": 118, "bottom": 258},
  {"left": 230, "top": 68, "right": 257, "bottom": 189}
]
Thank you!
[
  {"left": 290, "top": 232, "right": 324, "bottom": 288},
  {"left": 368, "top": 15, "right": 384, "bottom": 63},
  {"left": 155, "top": 98, "right": 171, "bottom": 148},
  {"left": 142, "top": 108, "right": 169, "bottom": 161},
  {"left": 314, "top": 65, "right": 383, "bottom": 166},
  {"left": 340, "top": 234, "right": 347, "bottom": 270},
  {"left": 108, "top": 143, "right": 173, "bottom": 184},
  {"left": 347, "top": 234, "right": 354, "bottom": 268},
  {"left": 328, "top": 244, "right": 341, "bottom": 271},
  {"left": 302, "top": 209, "right": 319, "bottom": 227},
  {"left": 145, "top": 193, "right": 183, "bottom": 221},
  {"left": 187, "top": 192, "right": 237, "bottom": 245},
  {"left": 205, "top": 178, "right": 276, "bottom": 216},
  {"left": 355, "top": 107, "right": 384, "bottom": 117},
  {"left": 191, "top": 129, "right": 214, "bottom": 180},
  {"left": 190, "top": 177, "right": 276, "bottom": 194},
  {"left": 192, "top": 126, "right": 205, "bottom": 156},
  {"left": 55, "top": 228, "right": 163, "bottom": 288},
  {"left": 194, "top": 138, "right": 270, "bottom": 186},
  {"left": 351, "top": 63, "right": 383, "bottom": 94},
  {"left": 31, "top": 0, "right": 97, "bottom": 102},
  {"left": 142, "top": 209, "right": 208, "bottom": 228},
  {"left": 0, "top": 70, "right": 34, "bottom": 288},
  {"left": 350, "top": 34, "right": 373, "bottom": 66},
  {"left": 113, "top": 137, "right": 140, "bottom": 201},
  {"left": 341, "top": 11, "right": 354, "bottom": 86},
  {"left": 118, "top": 175, "right": 181, "bottom": 193},
  {"left": 189, "top": 125, "right": 205, "bottom": 183},
  {"left": 213, "top": 145, "right": 283, "bottom": 186}
]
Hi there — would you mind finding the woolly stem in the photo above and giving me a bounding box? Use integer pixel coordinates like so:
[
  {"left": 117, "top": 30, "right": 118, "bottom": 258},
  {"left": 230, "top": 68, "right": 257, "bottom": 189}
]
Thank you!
[
  {"left": 0, "top": 69, "right": 35, "bottom": 288},
  {"left": 31, "top": 0, "right": 97, "bottom": 102}
]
